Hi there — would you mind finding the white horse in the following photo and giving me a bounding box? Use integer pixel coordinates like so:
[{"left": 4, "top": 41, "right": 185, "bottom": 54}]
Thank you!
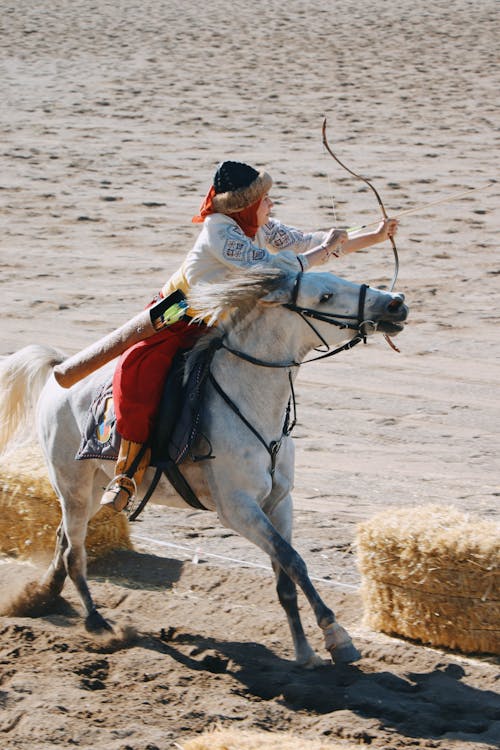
[{"left": 0, "top": 265, "right": 408, "bottom": 667}]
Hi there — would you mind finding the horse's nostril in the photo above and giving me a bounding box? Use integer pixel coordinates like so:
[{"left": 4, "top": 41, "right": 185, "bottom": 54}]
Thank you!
[{"left": 388, "top": 298, "right": 402, "bottom": 311}]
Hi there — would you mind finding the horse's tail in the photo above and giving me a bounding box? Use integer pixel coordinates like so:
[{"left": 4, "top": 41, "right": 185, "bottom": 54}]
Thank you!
[{"left": 0, "top": 344, "right": 66, "bottom": 457}]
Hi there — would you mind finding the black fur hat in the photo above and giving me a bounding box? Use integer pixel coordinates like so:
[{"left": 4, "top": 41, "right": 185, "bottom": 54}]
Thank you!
[{"left": 212, "top": 161, "right": 272, "bottom": 213}]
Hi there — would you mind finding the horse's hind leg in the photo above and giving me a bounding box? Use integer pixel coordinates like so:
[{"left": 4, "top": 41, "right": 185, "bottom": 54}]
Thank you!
[
  {"left": 46, "top": 465, "right": 114, "bottom": 632},
  {"left": 5, "top": 521, "right": 69, "bottom": 619},
  {"left": 61, "top": 495, "right": 113, "bottom": 633},
  {"left": 41, "top": 521, "right": 68, "bottom": 597},
  {"left": 269, "top": 497, "right": 324, "bottom": 667}
]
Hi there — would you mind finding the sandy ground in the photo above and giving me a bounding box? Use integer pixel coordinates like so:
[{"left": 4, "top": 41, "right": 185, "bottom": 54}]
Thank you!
[{"left": 0, "top": 0, "right": 499, "bottom": 748}]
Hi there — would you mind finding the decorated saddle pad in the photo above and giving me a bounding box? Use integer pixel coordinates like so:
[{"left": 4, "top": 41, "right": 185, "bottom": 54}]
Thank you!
[
  {"left": 76, "top": 345, "right": 215, "bottom": 466},
  {"left": 76, "top": 380, "right": 120, "bottom": 461}
]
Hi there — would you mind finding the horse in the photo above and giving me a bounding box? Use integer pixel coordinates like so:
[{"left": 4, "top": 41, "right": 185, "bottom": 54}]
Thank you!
[{"left": 0, "top": 263, "right": 408, "bottom": 667}]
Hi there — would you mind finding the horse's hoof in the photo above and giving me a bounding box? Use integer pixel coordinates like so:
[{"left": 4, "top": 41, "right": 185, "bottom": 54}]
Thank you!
[
  {"left": 323, "top": 622, "right": 361, "bottom": 664},
  {"left": 85, "top": 608, "right": 114, "bottom": 633},
  {"left": 298, "top": 652, "right": 329, "bottom": 669},
  {"left": 330, "top": 642, "right": 362, "bottom": 664}
]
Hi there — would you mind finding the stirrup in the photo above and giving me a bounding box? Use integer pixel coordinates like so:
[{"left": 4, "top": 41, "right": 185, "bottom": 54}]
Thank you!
[{"left": 100, "top": 474, "right": 137, "bottom": 512}]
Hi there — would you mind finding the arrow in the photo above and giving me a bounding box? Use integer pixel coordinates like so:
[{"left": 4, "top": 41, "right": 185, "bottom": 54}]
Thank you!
[{"left": 346, "top": 181, "right": 495, "bottom": 235}]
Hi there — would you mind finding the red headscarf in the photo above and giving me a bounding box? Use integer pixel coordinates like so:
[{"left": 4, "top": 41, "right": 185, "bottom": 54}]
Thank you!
[
  {"left": 192, "top": 185, "right": 217, "bottom": 224},
  {"left": 192, "top": 186, "right": 261, "bottom": 239}
]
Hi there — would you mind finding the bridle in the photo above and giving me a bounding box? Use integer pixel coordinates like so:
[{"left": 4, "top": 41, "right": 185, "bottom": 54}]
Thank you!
[
  {"left": 283, "top": 272, "right": 372, "bottom": 362},
  {"left": 208, "top": 272, "right": 374, "bottom": 473},
  {"left": 218, "top": 272, "right": 372, "bottom": 369}
]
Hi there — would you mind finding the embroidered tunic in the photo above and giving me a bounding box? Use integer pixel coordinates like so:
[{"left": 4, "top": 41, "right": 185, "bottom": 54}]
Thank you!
[{"left": 161, "top": 214, "right": 327, "bottom": 306}]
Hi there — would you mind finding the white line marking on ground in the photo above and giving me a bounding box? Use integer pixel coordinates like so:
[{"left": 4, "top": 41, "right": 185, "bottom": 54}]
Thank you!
[{"left": 131, "top": 533, "right": 359, "bottom": 591}]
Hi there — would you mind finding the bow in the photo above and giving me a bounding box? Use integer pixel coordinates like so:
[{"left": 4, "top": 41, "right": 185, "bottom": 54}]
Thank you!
[{"left": 321, "top": 117, "right": 399, "bottom": 293}]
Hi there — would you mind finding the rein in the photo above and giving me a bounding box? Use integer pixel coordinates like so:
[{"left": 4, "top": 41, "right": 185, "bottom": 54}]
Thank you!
[
  {"left": 208, "top": 371, "right": 296, "bottom": 476},
  {"left": 208, "top": 272, "right": 370, "bottom": 474}
]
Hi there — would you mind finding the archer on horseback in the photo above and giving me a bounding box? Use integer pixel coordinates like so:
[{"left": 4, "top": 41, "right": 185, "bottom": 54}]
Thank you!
[{"left": 101, "top": 160, "right": 399, "bottom": 513}]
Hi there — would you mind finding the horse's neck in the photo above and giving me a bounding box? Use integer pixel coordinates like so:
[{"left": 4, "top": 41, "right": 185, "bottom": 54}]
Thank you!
[
  {"left": 225, "top": 305, "right": 309, "bottom": 365},
  {"left": 211, "top": 307, "right": 307, "bottom": 429}
]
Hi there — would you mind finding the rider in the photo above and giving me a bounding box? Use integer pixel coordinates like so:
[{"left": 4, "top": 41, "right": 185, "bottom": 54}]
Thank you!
[{"left": 101, "top": 160, "right": 398, "bottom": 512}]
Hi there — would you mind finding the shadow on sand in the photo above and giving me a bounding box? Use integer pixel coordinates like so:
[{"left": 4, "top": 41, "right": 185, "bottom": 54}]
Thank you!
[{"left": 140, "top": 629, "right": 499, "bottom": 747}]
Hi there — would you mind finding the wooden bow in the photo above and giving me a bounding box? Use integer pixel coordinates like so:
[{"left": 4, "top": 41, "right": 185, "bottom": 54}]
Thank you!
[{"left": 322, "top": 118, "right": 399, "bottom": 293}]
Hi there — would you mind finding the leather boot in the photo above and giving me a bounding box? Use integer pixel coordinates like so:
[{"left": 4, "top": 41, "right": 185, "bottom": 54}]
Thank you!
[{"left": 100, "top": 439, "right": 151, "bottom": 513}]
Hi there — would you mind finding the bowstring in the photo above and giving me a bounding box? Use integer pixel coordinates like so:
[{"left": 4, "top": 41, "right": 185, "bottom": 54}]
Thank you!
[{"left": 326, "top": 168, "right": 338, "bottom": 227}]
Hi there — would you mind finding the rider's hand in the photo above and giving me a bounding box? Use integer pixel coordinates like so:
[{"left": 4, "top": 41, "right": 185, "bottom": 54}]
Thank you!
[
  {"left": 375, "top": 218, "right": 399, "bottom": 242},
  {"left": 321, "top": 228, "right": 348, "bottom": 260}
]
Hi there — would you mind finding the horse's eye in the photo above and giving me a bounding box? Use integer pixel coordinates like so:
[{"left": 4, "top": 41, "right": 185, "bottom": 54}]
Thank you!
[{"left": 320, "top": 293, "right": 333, "bottom": 303}]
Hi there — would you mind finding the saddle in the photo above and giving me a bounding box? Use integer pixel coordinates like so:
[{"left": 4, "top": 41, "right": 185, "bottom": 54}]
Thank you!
[{"left": 76, "top": 343, "right": 218, "bottom": 518}]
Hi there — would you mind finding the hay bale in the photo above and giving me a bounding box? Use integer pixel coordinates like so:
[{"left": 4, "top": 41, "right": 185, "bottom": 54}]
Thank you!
[
  {"left": 357, "top": 505, "right": 499, "bottom": 655},
  {"left": 0, "top": 444, "right": 131, "bottom": 561},
  {"left": 181, "top": 728, "right": 355, "bottom": 750}
]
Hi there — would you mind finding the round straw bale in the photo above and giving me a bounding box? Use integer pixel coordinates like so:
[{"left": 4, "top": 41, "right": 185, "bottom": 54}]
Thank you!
[
  {"left": 0, "top": 444, "right": 131, "bottom": 561},
  {"left": 356, "top": 505, "right": 499, "bottom": 655},
  {"left": 180, "top": 728, "right": 356, "bottom": 750}
]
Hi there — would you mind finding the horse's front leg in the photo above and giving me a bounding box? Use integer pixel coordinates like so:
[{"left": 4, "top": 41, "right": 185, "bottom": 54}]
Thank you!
[
  {"left": 276, "top": 535, "right": 361, "bottom": 664},
  {"left": 269, "top": 496, "right": 325, "bottom": 668},
  {"left": 218, "top": 491, "right": 360, "bottom": 664}
]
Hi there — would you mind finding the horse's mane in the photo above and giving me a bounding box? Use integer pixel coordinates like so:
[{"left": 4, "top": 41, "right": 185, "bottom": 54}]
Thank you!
[
  {"left": 188, "top": 265, "right": 288, "bottom": 327},
  {"left": 184, "top": 265, "right": 290, "bottom": 374}
]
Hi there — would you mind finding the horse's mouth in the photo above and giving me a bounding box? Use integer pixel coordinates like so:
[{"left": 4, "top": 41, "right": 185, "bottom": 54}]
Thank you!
[{"left": 377, "top": 320, "right": 406, "bottom": 335}]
